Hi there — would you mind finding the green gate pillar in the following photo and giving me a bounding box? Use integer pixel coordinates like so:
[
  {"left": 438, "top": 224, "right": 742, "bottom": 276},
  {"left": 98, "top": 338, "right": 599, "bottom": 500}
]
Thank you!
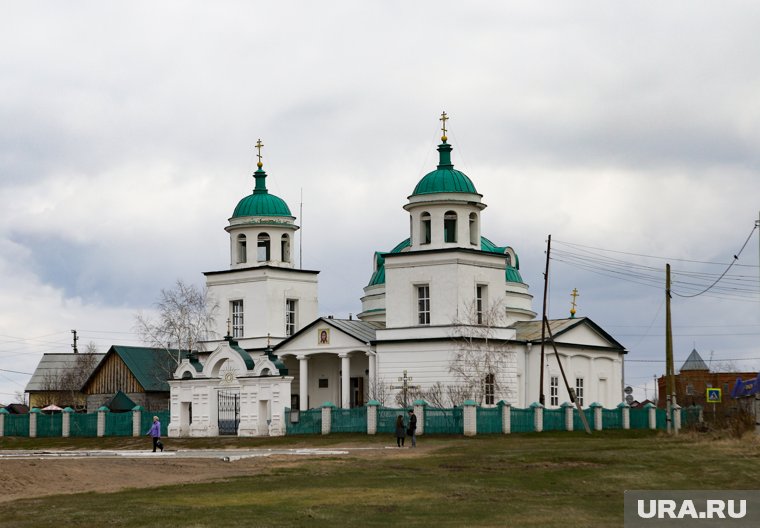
[
  {"left": 589, "top": 402, "right": 603, "bottom": 431},
  {"left": 62, "top": 407, "right": 74, "bottom": 438},
  {"left": 29, "top": 408, "right": 40, "bottom": 438},
  {"left": 672, "top": 403, "right": 681, "bottom": 435},
  {"left": 463, "top": 400, "right": 477, "bottom": 436},
  {"left": 366, "top": 400, "right": 380, "bottom": 435},
  {"left": 132, "top": 406, "right": 144, "bottom": 437},
  {"left": 0, "top": 407, "right": 8, "bottom": 437},
  {"left": 413, "top": 399, "right": 427, "bottom": 436},
  {"left": 618, "top": 402, "right": 631, "bottom": 430},
  {"left": 97, "top": 406, "right": 110, "bottom": 437},
  {"left": 498, "top": 401, "right": 510, "bottom": 434},
  {"left": 321, "top": 402, "right": 335, "bottom": 435},
  {"left": 530, "top": 402, "right": 544, "bottom": 433},
  {"left": 644, "top": 403, "right": 657, "bottom": 430},
  {"left": 561, "top": 402, "right": 574, "bottom": 432}
]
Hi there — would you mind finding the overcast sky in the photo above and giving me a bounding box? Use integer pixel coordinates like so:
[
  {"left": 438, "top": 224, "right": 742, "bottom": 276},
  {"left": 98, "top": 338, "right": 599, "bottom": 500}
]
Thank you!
[{"left": 2, "top": 1, "right": 760, "bottom": 404}]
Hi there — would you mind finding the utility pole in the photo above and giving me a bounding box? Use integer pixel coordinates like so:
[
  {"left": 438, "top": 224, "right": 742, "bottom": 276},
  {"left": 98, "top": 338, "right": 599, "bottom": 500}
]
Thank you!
[
  {"left": 539, "top": 234, "right": 551, "bottom": 406},
  {"left": 665, "top": 264, "right": 677, "bottom": 434},
  {"left": 71, "top": 329, "right": 79, "bottom": 354},
  {"left": 299, "top": 188, "right": 303, "bottom": 270}
]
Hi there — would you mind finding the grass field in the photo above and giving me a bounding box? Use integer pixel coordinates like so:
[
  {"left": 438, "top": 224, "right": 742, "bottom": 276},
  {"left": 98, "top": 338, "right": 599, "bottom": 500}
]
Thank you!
[{"left": 1, "top": 430, "right": 759, "bottom": 527}]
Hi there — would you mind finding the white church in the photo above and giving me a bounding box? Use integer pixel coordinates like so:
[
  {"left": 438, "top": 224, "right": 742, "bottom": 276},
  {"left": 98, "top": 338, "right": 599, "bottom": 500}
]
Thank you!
[{"left": 168, "top": 118, "right": 626, "bottom": 437}]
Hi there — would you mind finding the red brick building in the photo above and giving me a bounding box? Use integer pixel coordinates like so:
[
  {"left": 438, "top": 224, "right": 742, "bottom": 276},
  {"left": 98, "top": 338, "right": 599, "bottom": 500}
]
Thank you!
[{"left": 657, "top": 348, "right": 757, "bottom": 410}]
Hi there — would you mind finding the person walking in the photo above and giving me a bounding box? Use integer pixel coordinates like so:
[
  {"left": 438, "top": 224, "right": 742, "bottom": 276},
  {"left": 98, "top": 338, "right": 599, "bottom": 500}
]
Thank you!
[
  {"left": 395, "top": 415, "right": 406, "bottom": 447},
  {"left": 146, "top": 415, "right": 163, "bottom": 452},
  {"left": 408, "top": 409, "right": 417, "bottom": 447}
]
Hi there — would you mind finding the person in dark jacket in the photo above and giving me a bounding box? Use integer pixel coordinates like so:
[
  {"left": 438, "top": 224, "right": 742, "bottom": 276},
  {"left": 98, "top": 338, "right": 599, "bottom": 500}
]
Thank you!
[
  {"left": 395, "top": 415, "right": 406, "bottom": 447},
  {"left": 146, "top": 415, "right": 163, "bottom": 452},
  {"left": 408, "top": 409, "right": 417, "bottom": 447}
]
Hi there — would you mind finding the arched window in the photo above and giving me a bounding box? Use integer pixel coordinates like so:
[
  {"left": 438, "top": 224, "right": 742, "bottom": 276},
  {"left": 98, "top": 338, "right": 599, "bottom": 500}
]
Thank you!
[
  {"left": 281, "top": 234, "right": 291, "bottom": 263},
  {"left": 236, "top": 234, "right": 247, "bottom": 263},
  {"left": 421, "top": 212, "right": 431, "bottom": 245},
  {"left": 257, "top": 233, "right": 271, "bottom": 262},
  {"left": 484, "top": 373, "right": 495, "bottom": 405},
  {"left": 444, "top": 211, "right": 457, "bottom": 243},
  {"left": 469, "top": 213, "right": 478, "bottom": 245}
]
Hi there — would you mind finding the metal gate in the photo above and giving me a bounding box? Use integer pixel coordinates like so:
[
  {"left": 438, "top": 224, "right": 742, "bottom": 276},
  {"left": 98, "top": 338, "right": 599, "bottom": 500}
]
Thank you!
[{"left": 218, "top": 390, "right": 240, "bottom": 435}]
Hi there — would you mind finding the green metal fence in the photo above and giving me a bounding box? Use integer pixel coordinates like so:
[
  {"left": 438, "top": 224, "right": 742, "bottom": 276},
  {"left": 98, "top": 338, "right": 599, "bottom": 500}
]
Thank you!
[
  {"left": 656, "top": 408, "right": 667, "bottom": 429},
  {"left": 140, "top": 410, "right": 170, "bottom": 436},
  {"left": 476, "top": 406, "right": 502, "bottom": 434},
  {"left": 377, "top": 407, "right": 406, "bottom": 434},
  {"left": 681, "top": 406, "right": 702, "bottom": 427},
  {"left": 70, "top": 412, "right": 98, "bottom": 437},
  {"left": 573, "top": 408, "right": 594, "bottom": 431},
  {"left": 425, "top": 407, "right": 463, "bottom": 434},
  {"left": 4, "top": 414, "right": 30, "bottom": 436},
  {"left": 510, "top": 407, "right": 535, "bottom": 432},
  {"left": 106, "top": 412, "right": 133, "bottom": 436},
  {"left": 36, "top": 413, "right": 63, "bottom": 437},
  {"left": 629, "top": 408, "right": 649, "bottom": 429},
  {"left": 543, "top": 408, "right": 565, "bottom": 431},
  {"left": 286, "top": 408, "right": 322, "bottom": 435},
  {"left": 602, "top": 408, "right": 622, "bottom": 429},
  {"left": 331, "top": 407, "right": 367, "bottom": 433}
]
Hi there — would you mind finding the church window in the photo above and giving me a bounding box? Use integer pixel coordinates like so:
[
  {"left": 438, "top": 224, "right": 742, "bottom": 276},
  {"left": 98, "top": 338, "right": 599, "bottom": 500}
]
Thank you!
[
  {"left": 231, "top": 300, "right": 244, "bottom": 338},
  {"left": 421, "top": 212, "right": 431, "bottom": 245},
  {"left": 417, "top": 285, "right": 430, "bottom": 325},
  {"left": 476, "top": 285, "right": 487, "bottom": 324},
  {"left": 575, "top": 377, "right": 584, "bottom": 407},
  {"left": 484, "top": 373, "right": 495, "bottom": 405},
  {"left": 285, "top": 299, "right": 297, "bottom": 336},
  {"left": 469, "top": 213, "right": 478, "bottom": 245},
  {"left": 444, "top": 211, "right": 457, "bottom": 243},
  {"left": 257, "top": 233, "right": 271, "bottom": 262},
  {"left": 236, "top": 234, "right": 247, "bottom": 263},
  {"left": 550, "top": 376, "right": 559, "bottom": 406},
  {"left": 281, "top": 234, "right": 291, "bottom": 263}
]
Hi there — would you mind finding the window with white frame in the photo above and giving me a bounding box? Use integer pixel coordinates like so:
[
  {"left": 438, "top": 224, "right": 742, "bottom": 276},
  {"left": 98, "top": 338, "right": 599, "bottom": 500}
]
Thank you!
[
  {"left": 575, "top": 377, "right": 584, "bottom": 407},
  {"left": 231, "top": 300, "right": 244, "bottom": 338},
  {"left": 285, "top": 299, "right": 297, "bottom": 336},
  {"left": 476, "top": 284, "right": 487, "bottom": 324},
  {"left": 550, "top": 376, "right": 559, "bottom": 406},
  {"left": 484, "top": 373, "right": 495, "bottom": 405},
  {"left": 237, "top": 234, "right": 247, "bottom": 263},
  {"left": 417, "top": 285, "right": 430, "bottom": 325}
]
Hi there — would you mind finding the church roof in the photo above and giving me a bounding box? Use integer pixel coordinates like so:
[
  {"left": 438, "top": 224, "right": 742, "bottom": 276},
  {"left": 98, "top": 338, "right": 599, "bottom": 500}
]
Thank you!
[
  {"left": 367, "top": 236, "right": 523, "bottom": 287},
  {"left": 232, "top": 166, "right": 292, "bottom": 218},
  {"left": 411, "top": 141, "right": 478, "bottom": 196},
  {"left": 679, "top": 348, "right": 709, "bottom": 372},
  {"left": 512, "top": 317, "right": 626, "bottom": 352}
]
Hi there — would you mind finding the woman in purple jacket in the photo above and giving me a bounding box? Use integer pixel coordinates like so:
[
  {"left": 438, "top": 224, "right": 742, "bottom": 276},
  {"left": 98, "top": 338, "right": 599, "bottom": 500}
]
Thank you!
[{"left": 146, "top": 416, "right": 163, "bottom": 452}]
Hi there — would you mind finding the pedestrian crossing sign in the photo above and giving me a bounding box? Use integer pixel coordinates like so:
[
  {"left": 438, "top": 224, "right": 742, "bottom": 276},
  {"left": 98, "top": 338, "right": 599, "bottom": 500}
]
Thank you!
[{"left": 706, "top": 388, "right": 722, "bottom": 403}]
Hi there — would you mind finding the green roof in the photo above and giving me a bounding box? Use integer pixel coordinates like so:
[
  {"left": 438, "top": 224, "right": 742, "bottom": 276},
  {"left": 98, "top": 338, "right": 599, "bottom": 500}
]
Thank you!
[
  {"left": 86, "top": 346, "right": 188, "bottom": 393},
  {"left": 367, "top": 236, "right": 523, "bottom": 286},
  {"left": 412, "top": 142, "right": 477, "bottom": 196},
  {"left": 105, "top": 390, "right": 137, "bottom": 412},
  {"left": 232, "top": 168, "right": 292, "bottom": 218}
]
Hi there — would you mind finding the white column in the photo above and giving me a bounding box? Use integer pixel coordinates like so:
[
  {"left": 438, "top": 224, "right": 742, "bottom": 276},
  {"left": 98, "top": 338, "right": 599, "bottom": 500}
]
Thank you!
[
  {"left": 366, "top": 351, "right": 376, "bottom": 394},
  {"left": 298, "top": 355, "right": 309, "bottom": 411},
  {"left": 647, "top": 404, "right": 657, "bottom": 430},
  {"left": 133, "top": 408, "right": 142, "bottom": 437},
  {"left": 463, "top": 401, "right": 477, "bottom": 436},
  {"left": 340, "top": 354, "right": 351, "bottom": 409}
]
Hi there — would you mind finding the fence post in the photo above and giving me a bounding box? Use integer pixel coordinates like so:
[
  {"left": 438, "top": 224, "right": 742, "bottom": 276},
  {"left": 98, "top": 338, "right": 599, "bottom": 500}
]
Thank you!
[
  {"left": 62, "top": 407, "right": 73, "bottom": 438},
  {"left": 618, "top": 402, "right": 630, "bottom": 430},
  {"left": 0, "top": 408, "right": 7, "bottom": 437},
  {"left": 29, "top": 408, "right": 40, "bottom": 438},
  {"left": 530, "top": 402, "right": 544, "bottom": 432},
  {"left": 367, "top": 400, "right": 379, "bottom": 435},
  {"left": 644, "top": 403, "right": 656, "bottom": 430},
  {"left": 561, "top": 402, "right": 574, "bottom": 431},
  {"left": 413, "top": 400, "right": 427, "bottom": 436},
  {"left": 498, "top": 401, "right": 511, "bottom": 434},
  {"left": 97, "top": 406, "right": 109, "bottom": 437},
  {"left": 132, "top": 405, "right": 143, "bottom": 437},
  {"left": 463, "top": 400, "right": 477, "bottom": 436},
  {"left": 673, "top": 403, "right": 681, "bottom": 434},
  {"left": 321, "top": 402, "right": 335, "bottom": 435},
  {"left": 590, "top": 402, "right": 603, "bottom": 431}
]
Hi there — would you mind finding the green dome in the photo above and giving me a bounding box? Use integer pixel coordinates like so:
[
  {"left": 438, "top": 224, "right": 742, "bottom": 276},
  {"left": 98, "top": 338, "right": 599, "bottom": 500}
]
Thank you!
[
  {"left": 412, "top": 142, "right": 478, "bottom": 196},
  {"left": 232, "top": 167, "right": 292, "bottom": 218}
]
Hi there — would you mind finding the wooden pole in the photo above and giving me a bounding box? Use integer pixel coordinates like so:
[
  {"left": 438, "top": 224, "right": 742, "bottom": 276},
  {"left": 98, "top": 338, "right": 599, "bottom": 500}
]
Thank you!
[
  {"left": 665, "top": 263, "right": 674, "bottom": 434},
  {"left": 539, "top": 235, "right": 551, "bottom": 406}
]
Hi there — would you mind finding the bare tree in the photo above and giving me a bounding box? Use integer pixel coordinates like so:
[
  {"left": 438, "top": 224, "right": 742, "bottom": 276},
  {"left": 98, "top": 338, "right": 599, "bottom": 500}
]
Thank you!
[
  {"left": 35, "top": 343, "right": 100, "bottom": 411},
  {"left": 135, "top": 279, "right": 220, "bottom": 366},
  {"left": 368, "top": 377, "right": 391, "bottom": 406},
  {"left": 448, "top": 300, "right": 515, "bottom": 406}
]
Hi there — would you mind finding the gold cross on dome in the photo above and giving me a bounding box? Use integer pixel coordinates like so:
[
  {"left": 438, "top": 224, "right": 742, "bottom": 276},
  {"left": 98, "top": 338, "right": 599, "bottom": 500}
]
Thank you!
[
  {"left": 439, "top": 111, "right": 449, "bottom": 140},
  {"left": 255, "top": 138, "right": 264, "bottom": 168},
  {"left": 570, "top": 288, "right": 579, "bottom": 317}
]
